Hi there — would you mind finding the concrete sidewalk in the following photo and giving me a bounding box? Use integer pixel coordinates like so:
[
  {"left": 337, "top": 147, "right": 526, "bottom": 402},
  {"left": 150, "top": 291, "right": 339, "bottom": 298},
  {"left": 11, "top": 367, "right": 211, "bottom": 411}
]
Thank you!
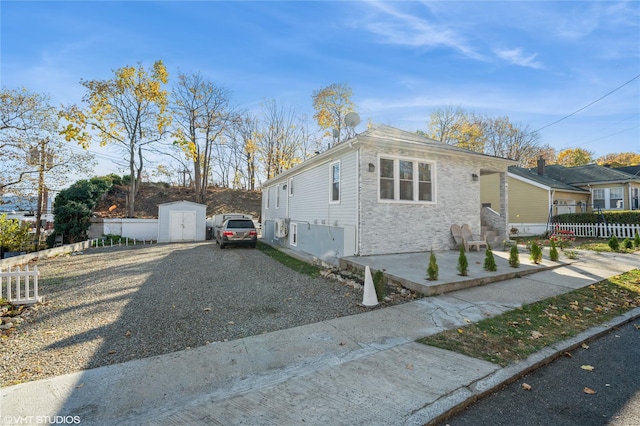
[{"left": 2, "top": 250, "right": 639, "bottom": 425}]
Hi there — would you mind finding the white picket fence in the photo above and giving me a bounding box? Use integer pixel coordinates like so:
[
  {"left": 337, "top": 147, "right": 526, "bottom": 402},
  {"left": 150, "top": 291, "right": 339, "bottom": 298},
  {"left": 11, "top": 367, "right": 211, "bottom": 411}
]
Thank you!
[
  {"left": 0, "top": 265, "right": 41, "bottom": 305},
  {"left": 552, "top": 223, "right": 640, "bottom": 239}
]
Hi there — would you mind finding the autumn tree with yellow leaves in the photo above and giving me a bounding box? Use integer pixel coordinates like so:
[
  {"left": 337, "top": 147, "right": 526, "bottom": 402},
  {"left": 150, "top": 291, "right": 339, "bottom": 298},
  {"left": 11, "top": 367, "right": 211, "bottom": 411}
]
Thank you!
[
  {"left": 556, "top": 148, "right": 594, "bottom": 167},
  {"left": 596, "top": 152, "right": 640, "bottom": 167},
  {"left": 312, "top": 82, "right": 356, "bottom": 144},
  {"left": 60, "top": 60, "right": 169, "bottom": 217}
]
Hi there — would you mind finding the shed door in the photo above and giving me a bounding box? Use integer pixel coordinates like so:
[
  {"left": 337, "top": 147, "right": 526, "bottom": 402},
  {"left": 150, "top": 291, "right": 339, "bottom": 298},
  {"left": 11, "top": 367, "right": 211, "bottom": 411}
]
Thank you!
[{"left": 170, "top": 211, "right": 196, "bottom": 242}]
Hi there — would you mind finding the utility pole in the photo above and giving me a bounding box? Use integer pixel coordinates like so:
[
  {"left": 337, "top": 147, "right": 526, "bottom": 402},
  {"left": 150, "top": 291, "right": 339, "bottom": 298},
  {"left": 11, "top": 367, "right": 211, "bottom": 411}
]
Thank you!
[{"left": 33, "top": 138, "right": 53, "bottom": 246}]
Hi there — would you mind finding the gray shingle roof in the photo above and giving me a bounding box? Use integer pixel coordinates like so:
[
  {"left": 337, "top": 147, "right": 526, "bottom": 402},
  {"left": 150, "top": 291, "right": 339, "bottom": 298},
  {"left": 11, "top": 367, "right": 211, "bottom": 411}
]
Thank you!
[
  {"left": 542, "top": 164, "right": 640, "bottom": 184},
  {"left": 614, "top": 165, "right": 640, "bottom": 177},
  {"left": 509, "top": 166, "right": 589, "bottom": 192}
]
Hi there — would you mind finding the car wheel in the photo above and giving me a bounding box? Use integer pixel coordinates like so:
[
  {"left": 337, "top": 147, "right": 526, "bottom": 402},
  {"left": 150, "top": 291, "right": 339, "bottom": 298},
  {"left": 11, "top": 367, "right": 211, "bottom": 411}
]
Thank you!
[
  {"left": 219, "top": 243, "right": 225, "bottom": 249},
  {"left": 250, "top": 243, "right": 256, "bottom": 248}
]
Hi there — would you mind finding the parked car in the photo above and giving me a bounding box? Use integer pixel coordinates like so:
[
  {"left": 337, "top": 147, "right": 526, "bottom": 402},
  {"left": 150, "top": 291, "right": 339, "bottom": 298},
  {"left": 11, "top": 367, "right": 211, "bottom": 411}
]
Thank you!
[{"left": 215, "top": 218, "right": 257, "bottom": 249}]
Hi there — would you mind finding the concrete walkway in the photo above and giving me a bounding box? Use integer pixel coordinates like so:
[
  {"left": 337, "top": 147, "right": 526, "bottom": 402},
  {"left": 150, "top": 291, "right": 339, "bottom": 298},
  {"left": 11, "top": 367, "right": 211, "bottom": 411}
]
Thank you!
[{"left": 2, "top": 250, "right": 639, "bottom": 425}]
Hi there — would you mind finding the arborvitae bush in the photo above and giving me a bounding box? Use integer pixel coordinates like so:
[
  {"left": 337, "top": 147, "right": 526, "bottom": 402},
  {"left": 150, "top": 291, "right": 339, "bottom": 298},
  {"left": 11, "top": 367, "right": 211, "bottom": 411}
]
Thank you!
[
  {"left": 457, "top": 245, "right": 469, "bottom": 276},
  {"left": 623, "top": 238, "right": 633, "bottom": 250},
  {"left": 634, "top": 231, "right": 640, "bottom": 248},
  {"left": 427, "top": 249, "right": 439, "bottom": 281},
  {"left": 529, "top": 241, "right": 542, "bottom": 264},
  {"left": 372, "top": 270, "right": 386, "bottom": 301},
  {"left": 608, "top": 235, "right": 620, "bottom": 251},
  {"left": 483, "top": 245, "right": 497, "bottom": 272},
  {"left": 509, "top": 244, "right": 520, "bottom": 268},
  {"left": 549, "top": 239, "right": 559, "bottom": 261}
]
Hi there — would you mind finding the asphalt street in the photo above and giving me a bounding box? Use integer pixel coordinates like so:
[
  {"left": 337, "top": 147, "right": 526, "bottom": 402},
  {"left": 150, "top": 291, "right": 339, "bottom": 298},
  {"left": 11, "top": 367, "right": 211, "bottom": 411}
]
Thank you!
[{"left": 437, "top": 320, "right": 640, "bottom": 426}]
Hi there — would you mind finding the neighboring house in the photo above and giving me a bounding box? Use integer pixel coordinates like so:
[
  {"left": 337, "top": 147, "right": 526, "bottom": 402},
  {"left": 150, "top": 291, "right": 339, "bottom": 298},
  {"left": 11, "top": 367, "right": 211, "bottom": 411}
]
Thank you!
[
  {"left": 542, "top": 163, "right": 640, "bottom": 211},
  {"left": 481, "top": 159, "right": 640, "bottom": 236},
  {"left": 261, "top": 124, "right": 514, "bottom": 265}
]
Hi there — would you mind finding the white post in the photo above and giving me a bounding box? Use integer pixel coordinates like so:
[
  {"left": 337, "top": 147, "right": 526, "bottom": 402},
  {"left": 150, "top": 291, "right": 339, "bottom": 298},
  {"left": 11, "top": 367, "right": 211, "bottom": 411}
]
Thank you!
[{"left": 362, "top": 266, "right": 379, "bottom": 307}]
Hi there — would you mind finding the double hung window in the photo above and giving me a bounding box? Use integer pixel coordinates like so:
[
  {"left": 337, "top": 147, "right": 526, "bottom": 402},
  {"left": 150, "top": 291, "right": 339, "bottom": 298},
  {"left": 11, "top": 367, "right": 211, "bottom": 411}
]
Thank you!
[{"left": 379, "top": 157, "right": 434, "bottom": 202}]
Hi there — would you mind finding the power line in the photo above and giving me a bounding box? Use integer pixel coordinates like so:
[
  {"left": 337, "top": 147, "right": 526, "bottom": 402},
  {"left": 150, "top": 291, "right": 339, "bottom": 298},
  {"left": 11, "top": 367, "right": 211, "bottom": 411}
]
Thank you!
[{"left": 534, "top": 73, "right": 640, "bottom": 132}]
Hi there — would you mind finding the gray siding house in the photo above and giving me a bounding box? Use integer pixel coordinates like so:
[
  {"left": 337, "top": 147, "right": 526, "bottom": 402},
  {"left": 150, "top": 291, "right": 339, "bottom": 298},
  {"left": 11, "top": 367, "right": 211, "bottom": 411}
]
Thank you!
[{"left": 261, "top": 125, "right": 514, "bottom": 265}]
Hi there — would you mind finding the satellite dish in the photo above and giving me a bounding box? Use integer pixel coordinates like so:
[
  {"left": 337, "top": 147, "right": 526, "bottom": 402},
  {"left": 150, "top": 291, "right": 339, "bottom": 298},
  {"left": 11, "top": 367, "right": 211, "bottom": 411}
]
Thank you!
[
  {"left": 332, "top": 128, "right": 340, "bottom": 139},
  {"left": 344, "top": 112, "right": 361, "bottom": 128}
]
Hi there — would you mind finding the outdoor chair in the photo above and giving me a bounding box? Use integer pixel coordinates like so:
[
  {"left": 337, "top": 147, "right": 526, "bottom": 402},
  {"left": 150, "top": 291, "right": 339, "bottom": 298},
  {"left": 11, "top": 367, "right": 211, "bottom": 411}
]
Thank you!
[
  {"left": 53, "top": 233, "right": 64, "bottom": 247},
  {"left": 460, "top": 224, "right": 488, "bottom": 251},
  {"left": 450, "top": 224, "right": 464, "bottom": 249}
]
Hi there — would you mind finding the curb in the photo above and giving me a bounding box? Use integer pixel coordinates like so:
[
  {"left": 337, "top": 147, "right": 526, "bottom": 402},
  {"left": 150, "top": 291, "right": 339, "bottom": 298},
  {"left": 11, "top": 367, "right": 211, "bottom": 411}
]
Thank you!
[{"left": 419, "top": 307, "right": 640, "bottom": 425}]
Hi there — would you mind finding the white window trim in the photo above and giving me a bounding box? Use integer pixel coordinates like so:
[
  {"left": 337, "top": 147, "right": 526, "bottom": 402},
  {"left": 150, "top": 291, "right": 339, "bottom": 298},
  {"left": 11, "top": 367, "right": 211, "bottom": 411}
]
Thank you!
[
  {"left": 378, "top": 155, "right": 436, "bottom": 204},
  {"left": 265, "top": 187, "right": 270, "bottom": 209},
  {"left": 330, "top": 160, "right": 341, "bottom": 204},
  {"left": 290, "top": 223, "right": 297, "bottom": 246},
  {"left": 288, "top": 177, "right": 293, "bottom": 197},
  {"left": 276, "top": 184, "right": 280, "bottom": 209}
]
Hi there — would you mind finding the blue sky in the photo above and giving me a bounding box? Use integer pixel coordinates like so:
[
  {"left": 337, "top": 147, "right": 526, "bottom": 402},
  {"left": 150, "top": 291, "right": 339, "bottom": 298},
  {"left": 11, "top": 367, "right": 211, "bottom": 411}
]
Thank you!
[{"left": 2, "top": 0, "right": 639, "bottom": 175}]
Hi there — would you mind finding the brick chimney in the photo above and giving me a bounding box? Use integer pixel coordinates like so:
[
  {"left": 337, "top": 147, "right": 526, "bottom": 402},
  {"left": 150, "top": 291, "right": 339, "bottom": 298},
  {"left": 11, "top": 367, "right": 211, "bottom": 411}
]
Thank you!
[{"left": 537, "top": 157, "right": 545, "bottom": 176}]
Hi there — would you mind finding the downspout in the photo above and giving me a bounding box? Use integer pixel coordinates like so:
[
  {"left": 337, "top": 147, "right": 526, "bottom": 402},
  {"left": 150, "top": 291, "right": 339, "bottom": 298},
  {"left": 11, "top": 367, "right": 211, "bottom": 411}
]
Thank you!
[{"left": 355, "top": 146, "right": 360, "bottom": 256}]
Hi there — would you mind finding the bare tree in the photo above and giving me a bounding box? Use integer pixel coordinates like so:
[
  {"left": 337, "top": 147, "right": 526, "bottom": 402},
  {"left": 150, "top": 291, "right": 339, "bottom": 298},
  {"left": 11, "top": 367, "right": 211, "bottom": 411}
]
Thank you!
[
  {"left": 1, "top": 88, "right": 94, "bottom": 241},
  {"left": 426, "top": 107, "right": 542, "bottom": 165},
  {"left": 258, "top": 99, "right": 307, "bottom": 180},
  {"left": 170, "top": 72, "right": 233, "bottom": 203},
  {"left": 483, "top": 117, "right": 542, "bottom": 165}
]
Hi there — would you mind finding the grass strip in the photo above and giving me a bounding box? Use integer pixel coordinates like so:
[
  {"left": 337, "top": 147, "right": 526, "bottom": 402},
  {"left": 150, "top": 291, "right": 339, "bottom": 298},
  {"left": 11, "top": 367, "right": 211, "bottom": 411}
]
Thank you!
[
  {"left": 256, "top": 241, "right": 322, "bottom": 277},
  {"left": 417, "top": 269, "right": 640, "bottom": 366}
]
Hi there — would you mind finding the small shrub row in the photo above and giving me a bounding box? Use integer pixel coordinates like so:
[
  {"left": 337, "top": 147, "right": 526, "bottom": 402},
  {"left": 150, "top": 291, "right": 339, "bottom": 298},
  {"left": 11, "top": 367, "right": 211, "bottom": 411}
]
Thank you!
[{"left": 552, "top": 211, "right": 640, "bottom": 225}]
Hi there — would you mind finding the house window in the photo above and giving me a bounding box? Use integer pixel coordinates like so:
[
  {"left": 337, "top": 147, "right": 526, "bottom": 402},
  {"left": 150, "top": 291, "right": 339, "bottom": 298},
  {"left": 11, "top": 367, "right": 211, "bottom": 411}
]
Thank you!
[
  {"left": 593, "top": 189, "right": 605, "bottom": 209},
  {"left": 399, "top": 160, "right": 413, "bottom": 200},
  {"left": 331, "top": 161, "right": 340, "bottom": 202},
  {"left": 379, "top": 157, "right": 434, "bottom": 202},
  {"left": 380, "top": 158, "right": 394, "bottom": 199},
  {"left": 276, "top": 184, "right": 280, "bottom": 209},
  {"left": 610, "top": 187, "right": 623, "bottom": 209},
  {"left": 418, "top": 163, "right": 432, "bottom": 201},
  {"left": 288, "top": 178, "right": 293, "bottom": 197},
  {"left": 265, "top": 188, "right": 270, "bottom": 209},
  {"left": 290, "top": 223, "right": 297, "bottom": 246}
]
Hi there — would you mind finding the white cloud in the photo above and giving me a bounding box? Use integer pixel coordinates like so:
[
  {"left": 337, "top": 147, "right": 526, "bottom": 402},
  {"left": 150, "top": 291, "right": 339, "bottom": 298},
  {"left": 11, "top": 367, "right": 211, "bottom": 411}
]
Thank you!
[
  {"left": 494, "top": 48, "right": 544, "bottom": 70},
  {"left": 360, "top": 1, "right": 484, "bottom": 60}
]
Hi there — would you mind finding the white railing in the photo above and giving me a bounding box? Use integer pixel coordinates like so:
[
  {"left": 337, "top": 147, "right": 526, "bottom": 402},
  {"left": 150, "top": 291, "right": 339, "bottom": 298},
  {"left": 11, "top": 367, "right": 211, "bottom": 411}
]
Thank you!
[
  {"left": 552, "top": 223, "right": 640, "bottom": 239},
  {"left": 1, "top": 265, "right": 41, "bottom": 305}
]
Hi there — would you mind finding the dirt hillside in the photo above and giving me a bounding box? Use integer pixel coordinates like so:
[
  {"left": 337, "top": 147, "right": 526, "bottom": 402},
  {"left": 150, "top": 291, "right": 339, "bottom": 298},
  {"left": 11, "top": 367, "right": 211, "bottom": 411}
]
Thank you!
[{"left": 94, "top": 183, "right": 262, "bottom": 219}]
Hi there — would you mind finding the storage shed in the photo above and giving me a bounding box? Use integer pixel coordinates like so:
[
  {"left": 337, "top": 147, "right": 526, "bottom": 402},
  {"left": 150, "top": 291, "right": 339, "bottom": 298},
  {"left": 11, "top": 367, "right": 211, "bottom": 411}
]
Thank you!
[{"left": 157, "top": 201, "right": 207, "bottom": 243}]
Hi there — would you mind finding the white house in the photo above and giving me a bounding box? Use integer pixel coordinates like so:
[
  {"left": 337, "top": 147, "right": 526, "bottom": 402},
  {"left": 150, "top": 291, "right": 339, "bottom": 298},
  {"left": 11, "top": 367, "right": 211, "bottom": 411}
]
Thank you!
[
  {"left": 261, "top": 125, "right": 514, "bottom": 265},
  {"left": 157, "top": 201, "right": 207, "bottom": 243}
]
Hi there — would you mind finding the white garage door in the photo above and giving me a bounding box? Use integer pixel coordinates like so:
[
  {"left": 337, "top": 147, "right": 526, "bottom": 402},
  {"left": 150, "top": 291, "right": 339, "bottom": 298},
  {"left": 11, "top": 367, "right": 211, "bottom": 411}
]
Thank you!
[{"left": 169, "top": 211, "right": 196, "bottom": 242}]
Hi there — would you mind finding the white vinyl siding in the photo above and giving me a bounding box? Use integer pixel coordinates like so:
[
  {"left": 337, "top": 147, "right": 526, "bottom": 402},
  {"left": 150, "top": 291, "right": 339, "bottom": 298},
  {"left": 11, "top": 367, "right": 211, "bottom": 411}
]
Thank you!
[{"left": 286, "top": 152, "right": 357, "bottom": 227}]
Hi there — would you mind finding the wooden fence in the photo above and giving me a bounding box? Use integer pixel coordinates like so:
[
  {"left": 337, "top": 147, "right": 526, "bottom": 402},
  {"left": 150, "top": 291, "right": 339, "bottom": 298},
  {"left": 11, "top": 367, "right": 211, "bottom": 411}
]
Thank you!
[
  {"left": 1, "top": 265, "right": 41, "bottom": 305},
  {"left": 552, "top": 223, "right": 640, "bottom": 239}
]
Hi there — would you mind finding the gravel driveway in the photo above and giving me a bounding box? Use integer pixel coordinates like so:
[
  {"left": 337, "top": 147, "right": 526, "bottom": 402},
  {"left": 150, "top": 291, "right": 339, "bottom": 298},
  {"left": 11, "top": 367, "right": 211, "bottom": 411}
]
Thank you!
[{"left": 1, "top": 242, "right": 376, "bottom": 387}]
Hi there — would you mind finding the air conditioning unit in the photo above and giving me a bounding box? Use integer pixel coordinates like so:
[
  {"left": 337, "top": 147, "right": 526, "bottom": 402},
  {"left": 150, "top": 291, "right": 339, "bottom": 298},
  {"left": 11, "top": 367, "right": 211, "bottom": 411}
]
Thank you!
[{"left": 274, "top": 218, "right": 289, "bottom": 238}]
